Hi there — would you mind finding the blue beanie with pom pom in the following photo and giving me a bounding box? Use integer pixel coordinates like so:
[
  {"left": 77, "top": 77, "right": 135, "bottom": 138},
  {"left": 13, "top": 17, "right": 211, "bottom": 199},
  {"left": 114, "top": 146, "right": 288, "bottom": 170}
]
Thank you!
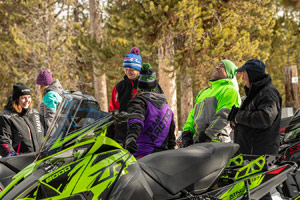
[{"left": 123, "top": 47, "right": 142, "bottom": 71}]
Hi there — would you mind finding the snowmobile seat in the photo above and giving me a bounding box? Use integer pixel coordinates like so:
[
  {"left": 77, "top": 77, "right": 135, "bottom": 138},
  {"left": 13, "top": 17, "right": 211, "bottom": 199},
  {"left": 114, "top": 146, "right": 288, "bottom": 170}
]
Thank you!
[
  {"left": 0, "top": 152, "right": 36, "bottom": 172},
  {"left": 138, "top": 142, "right": 239, "bottom": 195}
]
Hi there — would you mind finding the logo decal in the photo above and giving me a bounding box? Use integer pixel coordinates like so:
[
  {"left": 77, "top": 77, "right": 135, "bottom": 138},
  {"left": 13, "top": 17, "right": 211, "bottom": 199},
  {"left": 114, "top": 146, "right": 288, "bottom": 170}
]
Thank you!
[
  {"left": 46, "top": 166, "right": 71, "bottom": 183},
  {"left": 289, "top": 143, "right": 300, "bottom": 155},
  {"left": 89, "top": 160, "right": 123, "bottom": 187}
]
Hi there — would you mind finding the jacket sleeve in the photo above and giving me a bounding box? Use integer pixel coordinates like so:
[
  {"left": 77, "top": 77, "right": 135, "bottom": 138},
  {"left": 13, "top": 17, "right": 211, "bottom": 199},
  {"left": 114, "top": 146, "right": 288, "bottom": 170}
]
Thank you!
[
  {"left": 167, "top": 119, "right": 176, "bottom": 149},
  {"left": 39, "top": 113, "right": 47, "bottom": 136},
  {"left": 182, "top": 90, "right": 202, "bottom": 134},
  {"left": 126, "top": 96, "right": 146, "bottom": 139},
  {"left": 42, "top": 106, "right": 55, "bottom": 128},
  {"left": 0, "top": 116, "right": 15, "bottom": 157},
  {"left": 205, "top": 87, "right": 240, "bottom": 141},
  {"left": 236, "top": 91, "right": 280, "bottom": 129},
  {"left": 183, "top": 107, "right": 196, "bottom": 134},
  {"left": 109, "top": 85, "right": 120, "bottom": 111}
]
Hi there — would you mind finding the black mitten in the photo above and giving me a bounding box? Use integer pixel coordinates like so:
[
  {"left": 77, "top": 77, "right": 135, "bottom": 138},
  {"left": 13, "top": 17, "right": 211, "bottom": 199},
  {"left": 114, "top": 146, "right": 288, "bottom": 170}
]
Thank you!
[
  {"left": 182, "top": 131, "right": 194, "bottom": 147},
  {"left": 125, "top": 136, "right": 138, "bottom": 154},
  {"left": 227, "top": 105, "right": 239, "bottom": 122}
]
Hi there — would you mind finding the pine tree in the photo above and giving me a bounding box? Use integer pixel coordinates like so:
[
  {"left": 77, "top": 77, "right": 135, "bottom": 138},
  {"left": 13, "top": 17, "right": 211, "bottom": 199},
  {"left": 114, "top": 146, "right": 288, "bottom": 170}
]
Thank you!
[
  {"left": 105, "top": 0, "right": 180, "bottom": 129},
  {"left": 0, "top": 0, "right": 36, "bottom": 108},
  {"left": 88, "top": 0, "right": 109, "bottom": 111},
  {"left": 0, "top": 0, "right": 93, "bottom": 108},
  {"left": 268, "top": 2, "right": 300, "bottom": 107}
]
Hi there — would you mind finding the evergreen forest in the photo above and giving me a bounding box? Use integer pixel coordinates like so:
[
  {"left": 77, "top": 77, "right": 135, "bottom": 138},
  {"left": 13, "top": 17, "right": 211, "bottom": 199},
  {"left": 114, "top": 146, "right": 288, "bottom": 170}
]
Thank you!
[{"left": 0, "top": 0, "right": 299, "bottom": 129}]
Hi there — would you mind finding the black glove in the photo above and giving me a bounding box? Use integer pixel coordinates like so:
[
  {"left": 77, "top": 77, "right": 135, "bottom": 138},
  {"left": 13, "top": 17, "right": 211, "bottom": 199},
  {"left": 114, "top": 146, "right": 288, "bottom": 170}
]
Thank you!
[
  {"left": 125, "top": 136, "right": 138, "bottom": 154},
  {"left": 182, "top": 131, "right": 194, "bottom": 147},
  {"left": 227, "top": 105, "right": 239, "bottom": 122},
  {"left": 195, "top": 133, "right": 211, "bottom": 143}
]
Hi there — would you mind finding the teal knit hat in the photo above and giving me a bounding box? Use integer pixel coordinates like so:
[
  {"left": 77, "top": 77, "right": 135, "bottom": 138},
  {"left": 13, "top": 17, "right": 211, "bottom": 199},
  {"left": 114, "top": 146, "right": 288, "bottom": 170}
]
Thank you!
[
  {"left": 137, "top": 63, "right": 157, "bottom": 92},
  {"left": 221, "top": 59, "right": 237, "bottom": 79}
]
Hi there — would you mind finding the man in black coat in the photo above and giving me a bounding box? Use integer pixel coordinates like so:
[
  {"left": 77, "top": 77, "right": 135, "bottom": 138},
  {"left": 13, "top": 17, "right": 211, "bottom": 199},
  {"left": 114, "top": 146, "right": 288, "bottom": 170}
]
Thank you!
[
  {"left": 230, "top": 59, "right": 282, "bottom": 200},
  {"left": 231, "top": 58, "right": 282, "bottom": 155}
]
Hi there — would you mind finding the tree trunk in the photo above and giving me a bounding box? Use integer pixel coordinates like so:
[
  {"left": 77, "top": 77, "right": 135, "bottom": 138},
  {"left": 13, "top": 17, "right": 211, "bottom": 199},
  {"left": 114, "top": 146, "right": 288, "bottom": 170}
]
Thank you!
[
  {"left": 180, "top": 65, "right": 193, "bottom": 130},
  {"left": 283, "top": 65, "right": 299, "bottom": 112},
  {"left": 158, "top": 33, "right": 178, "bottom": 135},
  {"left": 89, "top": 0, "right": 108, "bottom": 111}
]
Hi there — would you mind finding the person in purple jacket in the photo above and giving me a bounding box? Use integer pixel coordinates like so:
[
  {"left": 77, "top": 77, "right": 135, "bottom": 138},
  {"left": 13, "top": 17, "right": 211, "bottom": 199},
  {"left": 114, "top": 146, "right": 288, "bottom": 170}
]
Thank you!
[{"left": 125, "top": 63, "right": 176, "bottom": 157}]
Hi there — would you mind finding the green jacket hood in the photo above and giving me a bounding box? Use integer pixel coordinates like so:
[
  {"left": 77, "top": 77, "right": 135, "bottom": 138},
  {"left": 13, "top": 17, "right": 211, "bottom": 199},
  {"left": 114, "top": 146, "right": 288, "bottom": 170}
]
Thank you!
[{"left": 221, "top": 59, "right": 237, "bottom": 79}]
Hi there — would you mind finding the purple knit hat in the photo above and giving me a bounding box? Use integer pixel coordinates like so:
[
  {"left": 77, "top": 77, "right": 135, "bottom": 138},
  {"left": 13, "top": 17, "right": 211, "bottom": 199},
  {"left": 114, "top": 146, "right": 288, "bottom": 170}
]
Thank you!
[{"left": 36, "top": 70, "right": 53, "bottom": 85}]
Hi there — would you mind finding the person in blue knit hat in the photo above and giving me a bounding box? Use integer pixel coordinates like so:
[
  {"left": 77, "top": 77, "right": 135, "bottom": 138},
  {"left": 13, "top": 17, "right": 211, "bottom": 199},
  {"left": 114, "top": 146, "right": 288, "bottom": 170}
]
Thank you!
[
  {"left": 108, "top": 47, "right": 164, "bottom": 146},
  {"left": 109, "top": 47, "right": 142, "bottom": 112}
]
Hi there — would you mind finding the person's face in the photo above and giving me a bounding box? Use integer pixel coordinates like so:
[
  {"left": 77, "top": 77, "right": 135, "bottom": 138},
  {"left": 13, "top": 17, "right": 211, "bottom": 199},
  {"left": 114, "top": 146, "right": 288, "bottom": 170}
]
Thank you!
[
  {"left": 211, "top": 62, "right": 228, "bottom": 80},
  {"left": 124, "top": 68, "right": 140, "bottom": 80},
  {"left": 18, "top": 95, "right": 31, "bottom": 109},
  {"left": 242, "top": 70, "right": 251, "bottom": 88}
]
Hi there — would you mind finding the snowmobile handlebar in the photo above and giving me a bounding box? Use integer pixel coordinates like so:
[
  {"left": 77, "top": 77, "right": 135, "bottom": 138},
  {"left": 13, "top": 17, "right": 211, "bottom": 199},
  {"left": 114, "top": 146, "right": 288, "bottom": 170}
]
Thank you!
[{"left": 114, "top": 111, "right": 144, "bottom": 124}]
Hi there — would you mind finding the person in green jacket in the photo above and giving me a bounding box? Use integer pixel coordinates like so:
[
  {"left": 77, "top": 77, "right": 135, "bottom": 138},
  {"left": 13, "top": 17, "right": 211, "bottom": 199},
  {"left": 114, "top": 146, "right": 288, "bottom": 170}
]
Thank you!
[{"left": 182, "top": 59, "right": 240, "bottom": 147}]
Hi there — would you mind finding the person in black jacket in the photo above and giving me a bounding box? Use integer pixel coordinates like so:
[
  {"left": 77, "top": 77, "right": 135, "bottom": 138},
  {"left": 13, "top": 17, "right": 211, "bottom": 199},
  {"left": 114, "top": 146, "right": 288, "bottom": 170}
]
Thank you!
[
  {"left": 108, "top": 47, "right": 163, "bottom": 146},
  {"left": 125, "top": 63, "right": 175, "bottom": 157},
  {"left": 228, "top": 59, "right": 281, "bottom": 200},
  {"left": 230, "top": 59, "right": 282, "bottom": 157},
  {"left": 0, "top": 83, "right": 45, "bottom": 157}
]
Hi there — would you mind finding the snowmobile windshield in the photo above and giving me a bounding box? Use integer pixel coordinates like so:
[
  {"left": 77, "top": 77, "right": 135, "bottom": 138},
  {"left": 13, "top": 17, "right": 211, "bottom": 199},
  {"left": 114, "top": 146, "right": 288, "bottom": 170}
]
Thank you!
[{"left": 39, "top": 91, "right": 111, "bottom": 158}]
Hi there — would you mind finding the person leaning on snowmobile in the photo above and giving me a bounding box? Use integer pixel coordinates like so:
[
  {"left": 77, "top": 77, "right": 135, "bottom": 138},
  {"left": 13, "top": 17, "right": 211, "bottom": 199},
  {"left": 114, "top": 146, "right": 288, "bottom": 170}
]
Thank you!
[
  {"left": 182, "top": 59, "right": 240, "bottom": 147},
  {"left": 124, "top": 63, "right": 176, "bottom": 157},
  {"left": 0, "top": 83, "right": 45, "bottom": 157},
  {"left": 108, "top": 47, "right": 163, "bottom": 146}
]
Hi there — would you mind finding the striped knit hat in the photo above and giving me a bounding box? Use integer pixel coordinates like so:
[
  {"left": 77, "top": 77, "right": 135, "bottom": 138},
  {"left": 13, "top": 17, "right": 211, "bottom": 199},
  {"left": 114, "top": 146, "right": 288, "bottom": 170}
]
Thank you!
[
  {"left": 137, "top": 63, "right": 157, "bottom": 92},
  {"left": 123, "top": 47, "right": 142, "bottom": 71}
]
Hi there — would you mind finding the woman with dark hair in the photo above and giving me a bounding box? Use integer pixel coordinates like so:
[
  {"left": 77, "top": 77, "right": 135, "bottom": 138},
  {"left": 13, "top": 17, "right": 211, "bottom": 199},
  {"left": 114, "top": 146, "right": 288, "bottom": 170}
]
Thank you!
[{"left": 0, "top": 83, "right": 45, "bottom": 157}]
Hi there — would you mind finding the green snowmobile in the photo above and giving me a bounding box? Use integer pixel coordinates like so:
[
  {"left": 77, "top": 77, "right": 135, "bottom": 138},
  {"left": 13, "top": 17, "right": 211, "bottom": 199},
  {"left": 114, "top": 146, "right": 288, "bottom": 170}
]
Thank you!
[{"left": 0, "top": 91, "right": 299, "bottom": 199}]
